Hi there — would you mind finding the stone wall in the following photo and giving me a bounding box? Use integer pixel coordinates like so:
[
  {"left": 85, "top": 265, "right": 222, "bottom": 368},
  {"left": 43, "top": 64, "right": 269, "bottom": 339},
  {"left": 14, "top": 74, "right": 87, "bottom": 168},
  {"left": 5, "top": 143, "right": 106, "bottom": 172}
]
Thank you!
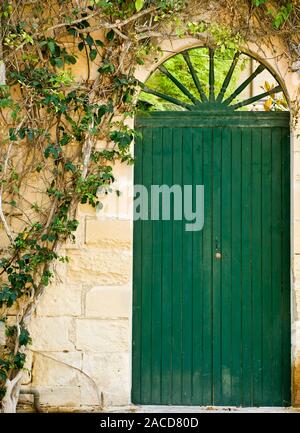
[
  {"left": 14, "top": 33, "right": 300, "bottom": 409},
  {"left": 26, "top": 161, "right": 133, "bottom": 409}
]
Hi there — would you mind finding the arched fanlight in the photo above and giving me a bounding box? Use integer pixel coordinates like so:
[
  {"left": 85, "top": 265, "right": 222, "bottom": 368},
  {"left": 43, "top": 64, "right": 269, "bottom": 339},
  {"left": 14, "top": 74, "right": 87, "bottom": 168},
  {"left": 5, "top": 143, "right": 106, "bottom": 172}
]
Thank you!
[{"left": 138, "top": 48, "right": 287, "bottom": 112}]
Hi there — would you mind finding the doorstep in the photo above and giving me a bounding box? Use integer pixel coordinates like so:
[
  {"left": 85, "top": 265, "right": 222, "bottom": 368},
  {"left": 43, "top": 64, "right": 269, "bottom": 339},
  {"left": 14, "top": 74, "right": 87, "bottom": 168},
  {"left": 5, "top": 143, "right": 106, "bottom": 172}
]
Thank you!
[{"left": 105, "top": 405, "right": 300, "bottom": 413}]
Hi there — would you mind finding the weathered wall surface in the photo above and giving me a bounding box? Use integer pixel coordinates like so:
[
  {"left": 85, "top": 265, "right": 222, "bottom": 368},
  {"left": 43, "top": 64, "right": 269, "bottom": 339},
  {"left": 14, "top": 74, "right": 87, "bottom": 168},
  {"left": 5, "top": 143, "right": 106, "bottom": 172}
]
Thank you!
[
  {"left": 15, "top": 32, "right": 300, "bottom": 409},
  {"left": 25, "top": 161, "right": 133, "bottom": 409}
]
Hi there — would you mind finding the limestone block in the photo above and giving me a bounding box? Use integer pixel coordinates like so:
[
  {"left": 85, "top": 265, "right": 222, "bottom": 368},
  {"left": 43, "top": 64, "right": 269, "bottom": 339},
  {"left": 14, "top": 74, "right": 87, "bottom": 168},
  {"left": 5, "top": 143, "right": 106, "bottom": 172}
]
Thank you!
[
  {"left": 294, "top": 152, "right": 300, "bottom": 181},
  {"left": 294, "top": 254, "right": 300, "bottom": 278},
  {"left": 292, "top": 130, "right": 300, "bottom": 152},
  {"left": 96, "top": 162, "right": 133, "bottom": 220},
  {"left": 294, "top": 182, "right": 300, "bottom": 221},
  {"left": 32, "top": 351, "right": 82, "bottom": 387},
  {"left": 29, "top": 317, "right": 74, "bottom": 351},
  {"left": 37, "top": 386, "right": 81, "bottom": 407},
  {"left": 80, "top": 352, "right": 130, "bottom": 406},
  {"left": 294, "top": 222, "right": 300, "bottom": 254},
  {"left": 85, "top": 219, "right": 132, "bottom": 248},
  {"left": 295, "top": 283, "right": 300, "bottom": 318},
  {"left": 36, "top": 283, "right": 82, "bottom": 317},
  {"left": 0, "top": 321, "right": 5, "bottom": 345},
  {"left": 75, "top": 319, "right": 129, "bottom": 352},
  {"left": 78, "top": 203, "right": 97, "bottom": 217},
  {"left": 0, "top": 229, "right": 10, "bottom": 249},
  {"left": 67, "top": 248, "right": 132, "bottom": 285},
  {"left": 85, "top": 285, "right": 131, "bottom": 318},
  {"left": 79, "top": 380, "right": 101, "bottom": 406}
]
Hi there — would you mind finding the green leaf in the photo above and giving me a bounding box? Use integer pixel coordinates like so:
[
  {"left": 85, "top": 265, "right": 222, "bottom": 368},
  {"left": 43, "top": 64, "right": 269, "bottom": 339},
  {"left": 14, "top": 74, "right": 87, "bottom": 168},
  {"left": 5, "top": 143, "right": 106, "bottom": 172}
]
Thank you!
[
  {"left": 135, "top": 0, "right": 144, "bottom": 12},
  {"left": 98, "top": 62, "right": 115, "bottom": 74},
  {"left": 85, "top": 34, "right": 94, "bottom": 46},
  {"left": 252, "top": 0, "right": 267, "bottom": 5},
  {"left": 54, "top": 58, "right": 64, "bottom": 68},
  {"left": 65, "top": 161, "right": 76, "bottom": 173},
  {"left": 67, "top": 27, "right": 78, "bottom": 37},
  {"left": 106, "top": 29, "right": 115, "bottom": 41},
  {"left": 47, "top": 40, "right": 56, "bottom": 55},
  {"left": 18, "top": 128, "right": 26, "bottom": 139},
  {"left": 14, "top": 352, "right": 26, "bottom": 369},
  {"left": 78, "top": 41, "right": 85, "bottom": 51},
  {"left": 9, "top": 128, "right": 17, "bottom": 141},
  {"left": 19, "top": 329, "right": 31, "bottom": 346},
  {"left": 89, "top": 49, "right": 97, "bottom": 61},
  {"left": 65, "top": 55, "right": 77, "bottom": 65}
]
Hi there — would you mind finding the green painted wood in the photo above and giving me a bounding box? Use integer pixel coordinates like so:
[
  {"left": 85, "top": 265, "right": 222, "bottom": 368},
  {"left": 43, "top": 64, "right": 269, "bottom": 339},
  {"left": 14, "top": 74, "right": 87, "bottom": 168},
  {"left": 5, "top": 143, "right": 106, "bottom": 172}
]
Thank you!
[
  {"left": 181, "top": 128, "right": 194, "bottom": 404},
  {"left": 241, "top": 128, "right": 252, "bottom": 406},
  {"left": 135, "top": 111, "right": 290, "bottom": 128},
  {"left": 171, "top": 128, "right": 184, "bottom": 404},
  {"left": 131, "top": 127, "right": 143, "bottom": 404},
  {"left": 230, "top": 86, "right": 282, "bottom": 110},
  {"left": 141, "top": 84, "right": 195, "bottom": 111},
  {"left": 201, "top": 128, "right": 213, "bottom": 405},
  {"left": 161, "top": 128, "right": 173, "bottom": 404},
  {"left": 216, "top": 52, "right": 240, "bottom": 103},
  {"left": 182, "top": 51, "right": 208, "bottom": 103},
  {"left": 158, "top": 65, "right": 202, "bottom": 107},
  {"left": 151, "top": 127, "right": 163, "bottom": 403},
  {"left": 132, "top": 112, "right": 291, "bottom": 407},
  {"left": 251, "top": 128, "right": 263, "bottom": 406},
  {"left": 230, "top": 128, "right": 242, "bottom": 405},
  {"left": 212, "top": 128, "right": 222, "bottom": 404},
  {"left": 191, "top": 128, "right": 204, "bottom": 404},
  {"left": 261, "top": 128, "right": 273, "bottom": 405},
  {"left": 140, "top": 48, "right": 285, "bottom": 112},
  {"left": 281, "top": 127, "right": 291, "bottom": 406},
  {"left": 209, "top": 49, "right": 215, "bottom": 102},
  {"left": 140, "top": 127, "right": 152, "bottom": 404},
  {"left": 223, "top": 64, "right": 265, "bottom": 106},
  {"left": 271, "top": 127, "right": 283, "bottom": 406},
  {"left": 220, "top": 127, "right": 232, "bottom": 404}
]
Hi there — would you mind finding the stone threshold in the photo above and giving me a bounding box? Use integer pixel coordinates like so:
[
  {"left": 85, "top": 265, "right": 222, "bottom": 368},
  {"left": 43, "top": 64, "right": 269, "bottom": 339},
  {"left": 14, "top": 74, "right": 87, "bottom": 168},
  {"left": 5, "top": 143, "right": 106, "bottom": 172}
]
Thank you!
[
  {"left": 18, "top": 404, "right": 300, "bottom": 413},
  {"left": 105, "top": 405, "right": 300, "bottom": 413}
]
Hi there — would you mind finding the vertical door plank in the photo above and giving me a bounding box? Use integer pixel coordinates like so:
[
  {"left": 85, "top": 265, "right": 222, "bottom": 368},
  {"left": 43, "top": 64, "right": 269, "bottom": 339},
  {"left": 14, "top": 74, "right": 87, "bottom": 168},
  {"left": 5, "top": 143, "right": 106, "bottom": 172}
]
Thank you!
[
  {"left": 212, "top": 127, "right": 222, "bottom": 405},
  {"left": 251, "top": 128, "right": 263, "bottom": 406},
  {"left": 132, "top": 128, "right": 144, "bottom": 403},
  {"left": 261, "top": 128, "right": 272, "bottom": 405},
  {"left": 151, "top": 128, "right": 163, "bottom": 403},
  {"left": 271, "top": 127, "right": 283, "bottom": 405},
  {"left": 182, "top": 128, "right": 194, "bottom": 405},
  {"left": 220, "top": 127, "right": 232, "bottom": 405},
  {"left": 202, "top": 127, "right": 213, "bottom": 405},
  {"left": 172, "top": 128, "right": 184, "bottom": 404},
  {"left": 241, "top": 128, "right": 253, "bottom": 406},
  {"left": 140, "top": 127, "right": 153, "bottom": 403},
  {"left": 161, "top": 128, "right": 173, "bottom": 404},
  {"left": 281, "top": 127, "right": 291, "bottom": 406},
  {"left": 191, "top": 128, "right": 204, "bottom": 404},
  {"left": 231, "top": 128, "right": 242, "bottom": 405}
]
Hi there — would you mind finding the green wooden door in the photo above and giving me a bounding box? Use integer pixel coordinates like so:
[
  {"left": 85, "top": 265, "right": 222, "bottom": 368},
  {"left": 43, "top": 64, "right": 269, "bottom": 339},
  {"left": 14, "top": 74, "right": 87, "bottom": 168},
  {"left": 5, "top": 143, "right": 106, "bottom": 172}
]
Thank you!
[{"left": 132, "top": 111, "right": 291, "bottom": 407}]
